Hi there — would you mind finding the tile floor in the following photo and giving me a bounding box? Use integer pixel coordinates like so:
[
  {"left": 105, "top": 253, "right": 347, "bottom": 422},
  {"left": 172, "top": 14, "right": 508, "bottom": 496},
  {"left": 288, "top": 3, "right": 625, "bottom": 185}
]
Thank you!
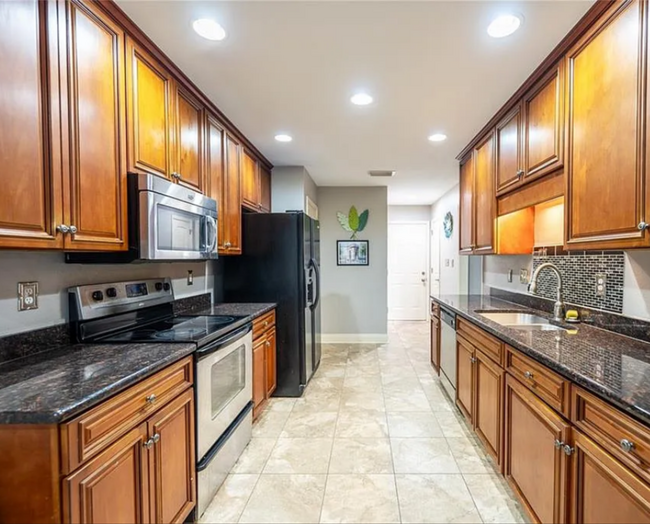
[{"left": 201, "top": 321, "right": 529, "bottom": 524}]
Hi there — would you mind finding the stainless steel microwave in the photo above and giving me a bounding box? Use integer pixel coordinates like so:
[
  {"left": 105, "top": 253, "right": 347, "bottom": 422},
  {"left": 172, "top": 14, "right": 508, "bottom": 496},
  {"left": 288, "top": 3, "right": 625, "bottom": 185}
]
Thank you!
[{"left": 65, "top": 173, "right": 218, "bottom": 264}]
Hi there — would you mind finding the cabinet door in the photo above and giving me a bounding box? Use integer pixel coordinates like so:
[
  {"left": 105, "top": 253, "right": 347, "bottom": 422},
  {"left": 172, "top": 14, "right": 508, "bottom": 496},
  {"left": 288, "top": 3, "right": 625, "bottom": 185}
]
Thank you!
[
  {"left": 571, "top": 430, "right": 650, "bottom": 524},
  {"left": 0, "top": 0, "right": 63, "bottom": 249},
  {"left": 206, "top": 114, "right": 226, "bottom": 253},
  {"left": 504, "top": 375, "right": 570, "bottom": 524},
  {"left": 63, "top": 425, "right": 150, "bottom": 524},
  {"left": 253, "top": 336, "right": 266, "bottom": 417},
  {"left": 459, "top": 153, "right": 475, "bottom": 254},
  {"left": 126, "top": 39, "right": 174, "bottom": 179},
  {"left": 565, "top": 0, "right": 649, "bottom": 249},
  {"left": 495, "top": 106, "right": 522, "bottom": 195},
  {"left": 456, "top": 335, "right": 474, "bottom": 423},
  {"left": 430, "top": 316, "right": 440, "bottom": 374},
  {"left": 225, "top": 132, "right": 242, "bottom": 254},
  {"left": 523, "top": 62, "right": 564, "bottom": 181},
  {"left": 473, "top": 131, "right": 496, "bottom": 254},
  {"left": 241, "top": 148, "right": 259, "bottom": 211},
  {"left": 147, "top": 389, "right": 196, "bottom": 524},
  {"left": 62, "top": 0, "right": 127, "bottom": 251},
  {"left": 175, "top": 87, "right": 204, "bottom": 192},
  {"left": 259, "top": 166, "right": 272, "bottom": 213},
  {"left": 474, "top": 349, "right": 504, "bottom": 468},
  {"left": 265, "top": 328, "right": 277, "bottom": 398}
]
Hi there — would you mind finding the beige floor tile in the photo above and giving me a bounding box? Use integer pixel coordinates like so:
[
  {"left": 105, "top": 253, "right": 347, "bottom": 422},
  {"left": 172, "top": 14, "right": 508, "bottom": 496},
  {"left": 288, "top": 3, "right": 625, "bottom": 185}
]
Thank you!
[
  {"left": 281, "top": 410, "right": 338, "bottom": 438},
  {"left": 336, "top": 408, "right": 389, "bottom": 438},
  {"left": 309, "top": 376, "right": 345, "bottom": 391},
  {"left": 200, "top": 474, "right": 259, "bottom": 524},
  {"left": 464, "top": 474, "right": 528, "bottom": 523},
  {"left": 231, "top": 438, "right": 277, "bottom": 474},
  {"left": 340, "top": 389, "right": 386, "bottom": 411},
  {"left": 320, "top": 474, "right": 400, "bottom": 523},
  {"left": 239, "top": 474, "right": 327, "bottom": 524},
  {"left": 292, "top": 388, "right": 342, "bottom": 413},
  {"left": 315, "top": 364, "right": 347, "bottom": 378},
  {"left": 386, "top": 411, "right": 444, "bottom": 438},
  {"left": 434, "top": 411, "right": 474, "bottom": 438},
  {"left": 263, "top": 438, "right": 333, "bottom": 474},
  {"left": 345, "top": 362, "right": 382, "bottom": 377},
  {"left": 343, "top": 374, "right": 383, "bottom": 392},
  {"left": 266, "top": 398, "right": 296, "bottom": 412},
  {"left": 329, "top": 437, "right": 394, "bottom": 474},
  {"left": 252, "top": 410, "right": 291, "bottom": 438},
  {"left": 384, "top": 388, "right": 432, "bottom": 412},
  {"left": 391, "top": 438, "right": 459, "bottom": 474},
  {"left": 448, "top": 437, "right": 495, "bottom": 474},
  {"left": 396, "top": 474, "right": 482, "bottom": 523}
]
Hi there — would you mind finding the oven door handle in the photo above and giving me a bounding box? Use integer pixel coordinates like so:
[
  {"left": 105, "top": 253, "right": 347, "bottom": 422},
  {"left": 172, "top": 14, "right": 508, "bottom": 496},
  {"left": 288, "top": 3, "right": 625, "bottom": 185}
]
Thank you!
[{"left": 196, "top": 323, "right": 252, "bottom": 360}]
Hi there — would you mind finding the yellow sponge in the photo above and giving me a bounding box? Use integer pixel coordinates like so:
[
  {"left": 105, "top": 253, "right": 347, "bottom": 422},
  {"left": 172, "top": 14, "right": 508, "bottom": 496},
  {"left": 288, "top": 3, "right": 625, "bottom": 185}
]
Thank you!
[{"left": 566, "top": 310, "right": 579, "bottom": 320}]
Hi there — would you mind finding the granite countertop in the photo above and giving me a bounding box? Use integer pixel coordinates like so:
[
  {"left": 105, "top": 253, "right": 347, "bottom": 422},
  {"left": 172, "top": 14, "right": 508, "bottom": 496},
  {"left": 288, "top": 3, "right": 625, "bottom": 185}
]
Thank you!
[
  {"left": 0, "top": 342, "right": 196, "bottom": 424},
  {"left": 193, "top": 302, "right": 277, "bottom": 319},
  {"left": 431, "top": 294, "right": 650, "bottom": 426}
]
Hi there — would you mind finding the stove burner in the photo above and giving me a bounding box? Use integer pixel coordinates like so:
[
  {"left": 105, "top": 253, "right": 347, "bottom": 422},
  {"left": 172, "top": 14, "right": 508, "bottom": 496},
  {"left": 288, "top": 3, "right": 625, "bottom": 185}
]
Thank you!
[{"left": 154, "top": 328, "right": 208, "bottom": 340}]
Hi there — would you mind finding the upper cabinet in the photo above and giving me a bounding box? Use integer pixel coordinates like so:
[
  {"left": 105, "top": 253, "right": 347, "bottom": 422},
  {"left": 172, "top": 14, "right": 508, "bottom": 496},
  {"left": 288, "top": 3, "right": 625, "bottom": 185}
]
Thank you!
[
  {"left": 126, "top": 38, "right": 175, "bottom": 180},
  {"left": 174, "top": 87, "right": 205, "bottom": 192},
  {"left": 495, "top": 106, "right": 522, "bottom": 195},
  {"left": 0, "top": 0, "right": 62, "bottom": 249},
  {"left": 565, "top": 0, "right": 650, "bottom": 250},
  {"left": 459, "top": 153, "right": 475, "bottom": 254},
  {"left": 241, "top": 148, "right": 271, "bottom": 213},
  {"left": 259, "top": 166, "right": 272, "bottom": 213}
]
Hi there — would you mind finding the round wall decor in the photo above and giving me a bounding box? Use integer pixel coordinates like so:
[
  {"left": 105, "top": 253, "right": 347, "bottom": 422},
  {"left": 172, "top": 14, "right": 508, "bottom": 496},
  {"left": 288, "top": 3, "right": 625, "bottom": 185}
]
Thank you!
[{"left": 443, "top": 212, "right": 454, "bottom": 239}]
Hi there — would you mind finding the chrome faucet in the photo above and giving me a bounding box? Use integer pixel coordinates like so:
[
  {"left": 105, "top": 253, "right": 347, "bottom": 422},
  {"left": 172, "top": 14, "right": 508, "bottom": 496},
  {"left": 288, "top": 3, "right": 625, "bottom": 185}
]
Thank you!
[{"left": 528, "top": 263, "right": 565, "bottom": 322}]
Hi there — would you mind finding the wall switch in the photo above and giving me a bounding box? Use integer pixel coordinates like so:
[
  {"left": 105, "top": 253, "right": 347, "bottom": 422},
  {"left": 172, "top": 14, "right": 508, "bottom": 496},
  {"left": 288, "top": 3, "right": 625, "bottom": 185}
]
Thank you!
[
  {"left": 18, "top": 282, "right": 39, "bottom": 311},
  {"left": 507, "top": 269, "right": 513, "bottom": 283},
  {"left": 595, "top": 273, "right": 607, "bottom": 297},
  {"left": 450, "top": 259, "right": 455, "bottom": 268},
  {"left": 520, "top": 269, "right": 529, "bottom": 284},
  {"left": 187, "top": 270, "right": 194, "bottom": 286},
  {"left": 444, "top": 259, "right": 450, "bottom": 267}
]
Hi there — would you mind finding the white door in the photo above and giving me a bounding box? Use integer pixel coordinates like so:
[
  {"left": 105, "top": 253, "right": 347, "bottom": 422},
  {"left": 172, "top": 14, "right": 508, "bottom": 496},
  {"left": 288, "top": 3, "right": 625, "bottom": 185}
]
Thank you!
[
  {"left": 430, "top": 219, "right": 441, "bottom": 296},
  {"left": 388, "top": 222, "right": 429, "bottom": 321}
]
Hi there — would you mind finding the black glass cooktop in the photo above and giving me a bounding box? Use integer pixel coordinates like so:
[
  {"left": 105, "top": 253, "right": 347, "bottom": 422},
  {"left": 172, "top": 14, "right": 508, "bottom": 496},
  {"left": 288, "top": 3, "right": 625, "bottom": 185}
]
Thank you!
[{"left": 101, "top": 315, "right": 245, "bottom": 343}]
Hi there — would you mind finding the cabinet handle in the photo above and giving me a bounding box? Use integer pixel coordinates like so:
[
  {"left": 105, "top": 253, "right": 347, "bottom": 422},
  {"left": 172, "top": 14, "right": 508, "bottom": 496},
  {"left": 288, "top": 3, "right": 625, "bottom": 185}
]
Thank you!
[
  {"left": 146, "top": 394, "right": 156, "bottom": 404},
  {"left": 56, "top": 224, "right": 70, "bottom": 234},
  {"left": 264, "top": 321, "right": 269, "bottom": 328},
  {"left": 143, "top": 438, "right": 154, "bottom": 449},
  {"left": 524, "top": 371, "right": 534, "bottom": 380},
  {"left": 638, "top": 222, "right": 649, "bottom": 231},
  {"left": 69, "top": 225, "right": 77, "bottom": 235},
  {"left": 171, "top": 172, "right": 182, "bottom": 180},
  {"left": 152, "top": 433, "right": 161, "bottom": 444},
  {"left": 266, "top": 341, "right": 271, "bottom": 348},
  {"left": 224, "top": 241, "right": 232, "bottom": 248},
  {"left": 554, "top": 439, "right": 564, "bottom": 450},
  {"left": 562, "top": 445, "right": 575, "bottom": 456},
  {"left": 620, "top": 439, "right": 635, "bottom": 453},
  {"left": 517, "top": 170, "right": 524, "bottom": 177},
  {"left": 470, "top": 356, "right": 477, "bottom": 364}
]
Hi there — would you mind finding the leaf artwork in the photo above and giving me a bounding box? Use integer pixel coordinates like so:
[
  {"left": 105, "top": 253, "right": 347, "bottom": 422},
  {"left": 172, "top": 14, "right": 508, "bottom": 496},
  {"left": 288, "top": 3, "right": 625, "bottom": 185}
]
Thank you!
[{"left": 337, "top": 206, "right": 369, "bottom": 239}]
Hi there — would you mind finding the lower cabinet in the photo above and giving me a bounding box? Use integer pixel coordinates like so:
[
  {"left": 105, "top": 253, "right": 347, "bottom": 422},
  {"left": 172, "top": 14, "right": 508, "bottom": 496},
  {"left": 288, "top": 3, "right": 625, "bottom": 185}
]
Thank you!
[
  {"left": 504, "top": 374, "right": 570, "bottom": 524},
  {"left": 265, "top": 328, "right": 277, "bottom": 398},
  {"left": 253, "top": 337, "right": 267, "bottom": 412},
  {"left": 456, "top": 335, "right": 475, "bottom": 422},
  {"left": 474, "top": 349, "right": 504, "bottom": 468},
  {"left": 252, "top": 310, "right": 277, "bottom": 419},
  {"left": 430, "top": 315, "right": 440, "bottom": 374}
]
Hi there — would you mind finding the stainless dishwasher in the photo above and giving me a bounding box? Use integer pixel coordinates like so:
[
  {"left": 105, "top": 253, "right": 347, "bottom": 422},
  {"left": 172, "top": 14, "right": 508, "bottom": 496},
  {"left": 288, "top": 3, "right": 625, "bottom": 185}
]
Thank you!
[{"left": 439, "top": 307, "right": 457, "bottom": 401}]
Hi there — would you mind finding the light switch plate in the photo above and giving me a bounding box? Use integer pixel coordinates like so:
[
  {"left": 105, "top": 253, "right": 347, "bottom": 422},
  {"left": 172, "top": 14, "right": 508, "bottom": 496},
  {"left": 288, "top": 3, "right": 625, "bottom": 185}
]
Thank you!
[
  {"left": 187, "top": 270, "right": 194, "bottom": 286},
  {"left": 18, "top": 282, "right": 39, "bottom": 311},
  {"left": 520, "top": 269, "right": 529, "bottom": 284},
  {"left": 507, "top": 269, "right": 513, "bottom": 283},
  {"left": 595, "top": 273, "right": 607, "bottom": 297}
]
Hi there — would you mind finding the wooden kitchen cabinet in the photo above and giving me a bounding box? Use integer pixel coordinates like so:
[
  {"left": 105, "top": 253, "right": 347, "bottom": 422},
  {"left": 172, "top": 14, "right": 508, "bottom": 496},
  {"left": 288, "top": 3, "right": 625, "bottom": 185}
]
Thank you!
[
  {"left": 259, "top": 166, "right": 272, "bottom": 213},
  {"left": 174, "top": 86, "right": 204, "bottom": 192},
  {"left": 147, "top": 388, "right": 196, "bottom": 524},
  {"left": 459, "top": 153, "right": 475, "bottom": 254},
  {"left": 224, "top": 132, "right": 243, "bottom": 253},
  {"left": 504, "top": 374, "right": 570, "bottom": 524},
  {"left": 242, "top": 149, "right": 272, "bottom": 213},
  {"left": 0, "top": 0, "right": 63, "bottom": 249},
  {"left": 474, "top": 348, "right": 504, "bottom": 468},
  {"left": 430, "top": 315, "right": 440, "bottom": 375},
  {"left": 565, "top": 0, "right": 650, "bottom": 249},
  {"left": 126, "top": 38, "right": 175, "bottom": 180},
  {"left": 456, "top": 335, "right": 475, "bottom": 423},
  {"left": 496, "top": 106, "right": 522, "bottom": 195},
  {"left": 253, "top": 338, "right": 266, "bottom": 413},
  {"left": 252, "top": 310, "right": 277, "bottom": 419},
  {"left": 265, "top": 328, "right": 277, "bottom": 398}
]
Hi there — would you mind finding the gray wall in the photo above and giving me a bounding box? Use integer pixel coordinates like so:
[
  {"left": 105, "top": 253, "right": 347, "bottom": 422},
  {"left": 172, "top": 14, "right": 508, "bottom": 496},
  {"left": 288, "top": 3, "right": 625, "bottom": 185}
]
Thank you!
[
  {"left": 271, "top": 166, "right": 319, "bottom": 213},
  {"left": 388, "top": 205, "right": 431, "bottom": 222},
  {"left": 0, "top": 252, "right": 215, "bottom": 336},
  {"left": 319, "top": 187, "right": 388, "bottom": 342}
]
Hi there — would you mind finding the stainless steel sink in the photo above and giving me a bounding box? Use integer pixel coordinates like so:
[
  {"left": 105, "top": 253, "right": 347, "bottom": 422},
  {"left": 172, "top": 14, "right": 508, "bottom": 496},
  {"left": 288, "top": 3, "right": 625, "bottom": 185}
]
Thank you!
[{"left": 478, "top": 312, "right": 566, "bottom": 331}]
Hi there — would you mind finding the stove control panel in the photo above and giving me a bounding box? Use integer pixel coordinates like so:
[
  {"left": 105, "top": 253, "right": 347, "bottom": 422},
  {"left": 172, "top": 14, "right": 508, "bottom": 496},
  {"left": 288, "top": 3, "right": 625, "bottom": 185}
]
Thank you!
[{"left": 69, "top": 278, "right": 174, "bottom": 321}]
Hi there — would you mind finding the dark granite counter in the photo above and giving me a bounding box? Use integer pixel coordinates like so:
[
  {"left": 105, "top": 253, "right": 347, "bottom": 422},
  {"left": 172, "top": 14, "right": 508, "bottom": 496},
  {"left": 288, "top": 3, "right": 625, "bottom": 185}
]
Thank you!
[
  {"left": 0, "top": 342, "right": 195, "bottom": 424},
  {"left": 431, "top": 294, "right": 650, "bottom": 426},
  {"left": 193, "top": 302, "right": 276, "bottom": 319}
]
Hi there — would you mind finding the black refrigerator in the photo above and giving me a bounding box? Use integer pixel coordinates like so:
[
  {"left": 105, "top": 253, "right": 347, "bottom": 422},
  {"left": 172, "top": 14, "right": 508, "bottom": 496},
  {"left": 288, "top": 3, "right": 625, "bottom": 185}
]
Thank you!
[{"left": 223, "top": 212, "right": 321, "bottom": 397}]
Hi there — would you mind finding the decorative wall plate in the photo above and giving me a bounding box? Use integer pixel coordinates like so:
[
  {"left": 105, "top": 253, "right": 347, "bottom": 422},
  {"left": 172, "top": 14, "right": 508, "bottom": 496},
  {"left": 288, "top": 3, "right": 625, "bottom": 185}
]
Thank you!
[{"left": 443, "top": 212, "right": 453, "bottom": 239}]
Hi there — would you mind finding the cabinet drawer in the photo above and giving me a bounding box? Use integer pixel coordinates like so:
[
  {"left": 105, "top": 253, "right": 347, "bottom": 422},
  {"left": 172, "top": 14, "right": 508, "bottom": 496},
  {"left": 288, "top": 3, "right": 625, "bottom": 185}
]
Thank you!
[
  {"left": 457, "top": 317, "right": 503, "bottom": 365},
  {"left": 572, "top": 386, "right": 650, "bottom": 483},
  {"left": 253, "top": 310, "right": 276, "bottom": 339},
  {"left": 505, "top": 346, "right": 569, "bottom": 416},
  {"left": 60, "top": 356, "right": 193, "bottom": 474}
]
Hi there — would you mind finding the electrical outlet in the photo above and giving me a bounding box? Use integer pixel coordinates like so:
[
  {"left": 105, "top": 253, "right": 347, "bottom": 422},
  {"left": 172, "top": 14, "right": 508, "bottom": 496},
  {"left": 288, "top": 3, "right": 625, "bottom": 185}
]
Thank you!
[
  {"left": 520, "top": 269, "right": 529, "bottom": 284},
  {"left": 18, "top": 282, "right": 39, "bottom": 311},
  {"left": 507, "top": 269, "right": 513, "bottom": 283},
  {"left": 595, "top": 273, "right": 607, "bottom": 297},
  {"left": 187, "top": 270, "right": 194, "bottom": 286}
]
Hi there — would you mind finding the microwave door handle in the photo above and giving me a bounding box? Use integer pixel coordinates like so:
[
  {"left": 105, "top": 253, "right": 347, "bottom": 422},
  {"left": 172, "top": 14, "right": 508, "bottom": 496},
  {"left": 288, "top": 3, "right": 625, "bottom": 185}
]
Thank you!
[{"left": 205, "top": 215, "right": 217, "bottom": 253}]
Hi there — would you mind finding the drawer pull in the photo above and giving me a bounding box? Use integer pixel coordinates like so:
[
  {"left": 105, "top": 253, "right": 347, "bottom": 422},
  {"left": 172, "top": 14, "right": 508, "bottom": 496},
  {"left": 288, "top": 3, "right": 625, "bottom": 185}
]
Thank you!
[
  {"left": 554, "top": 439, "right": 564, "bottom": 450},
  {"left": 266, "top": 341, "right": 271, "bottom": 348},
  {"left": 620, "top": 439, "right": 636, "bottom": 453},
  {"left": 524, "top": 371, "right": 534, "bottom": 380},
  {"left": 143, "top": 438, "right": 154, "bottom": 449},
  {"left": 146, "top": 394, "right": 157, "bottom": 404},
  {"left": 152, "top": 433, "right": 160, "bottom": 444},
  {"left": 264, "top": 321, "right": 269, "bottom": 328},
  {"left": 470, "top": 356, "right": 477, "bottom": 364}
]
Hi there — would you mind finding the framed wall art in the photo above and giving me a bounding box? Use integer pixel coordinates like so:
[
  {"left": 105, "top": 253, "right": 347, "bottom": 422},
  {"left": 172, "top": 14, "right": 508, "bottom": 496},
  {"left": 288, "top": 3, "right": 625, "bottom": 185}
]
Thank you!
[{"left": 337, "top": 240, "right": 369, "bottom": 266}]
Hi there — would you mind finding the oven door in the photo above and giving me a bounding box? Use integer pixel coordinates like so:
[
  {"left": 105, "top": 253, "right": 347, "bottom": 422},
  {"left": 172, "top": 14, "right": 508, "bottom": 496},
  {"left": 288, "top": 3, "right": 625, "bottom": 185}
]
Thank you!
[
  {"left": 196, "top": 324, "right": 253, "bottom": 460},
  {"left": 139, "top": 189, "right": 218, "bottom": 260}
]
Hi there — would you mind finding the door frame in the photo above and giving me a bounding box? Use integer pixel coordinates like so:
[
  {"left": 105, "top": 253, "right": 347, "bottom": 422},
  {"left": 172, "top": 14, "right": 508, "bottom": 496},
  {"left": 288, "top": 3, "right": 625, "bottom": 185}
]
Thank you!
[{"left": 387, "top": 220, "right": 430, "bottom": 321}]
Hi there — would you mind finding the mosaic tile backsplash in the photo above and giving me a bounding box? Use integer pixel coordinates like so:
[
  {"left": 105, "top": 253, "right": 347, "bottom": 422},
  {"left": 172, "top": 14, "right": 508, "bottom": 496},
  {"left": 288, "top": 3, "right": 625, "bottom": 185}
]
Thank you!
[{"left": 532, "top": 251, "right": 625, "bottom": 313}]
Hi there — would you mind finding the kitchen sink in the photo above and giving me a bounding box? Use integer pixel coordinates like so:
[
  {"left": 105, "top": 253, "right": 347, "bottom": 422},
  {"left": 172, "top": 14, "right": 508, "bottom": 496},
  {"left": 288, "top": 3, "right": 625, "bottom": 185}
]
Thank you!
[{"left": 478, "top": 312, "right": 567, "bottom": 331}]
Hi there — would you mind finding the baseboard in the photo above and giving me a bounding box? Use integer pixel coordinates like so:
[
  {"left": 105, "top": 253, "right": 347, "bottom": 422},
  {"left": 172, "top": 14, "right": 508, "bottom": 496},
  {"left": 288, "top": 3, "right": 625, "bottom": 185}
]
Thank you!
[{"left": 321, "top": 333, "right": 389, "bottom": 344}]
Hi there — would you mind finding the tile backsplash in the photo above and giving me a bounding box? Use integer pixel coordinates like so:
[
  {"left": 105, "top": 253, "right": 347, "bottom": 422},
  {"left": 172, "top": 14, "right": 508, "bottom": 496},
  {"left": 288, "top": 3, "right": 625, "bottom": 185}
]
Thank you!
[{"left": 532, "top": 251, "right": 625, "bottom": 313}]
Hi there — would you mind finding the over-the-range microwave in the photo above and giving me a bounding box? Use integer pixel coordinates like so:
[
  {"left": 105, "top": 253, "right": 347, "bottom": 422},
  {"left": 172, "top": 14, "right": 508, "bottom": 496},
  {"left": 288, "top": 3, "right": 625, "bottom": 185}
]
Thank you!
[{"left": 66, "top": 173, "right": 218, "bottom": 264}]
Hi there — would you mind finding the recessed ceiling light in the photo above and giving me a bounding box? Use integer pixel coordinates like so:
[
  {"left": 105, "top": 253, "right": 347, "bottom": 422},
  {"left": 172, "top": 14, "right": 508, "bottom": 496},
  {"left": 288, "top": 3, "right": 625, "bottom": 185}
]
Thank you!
[
  {"left": 487, "top": 14, "right": 522, "bottom": 38},
  {"left": 192, "top": 19, "right": 226, "bottom": 41},
  {"left": 428, "top": 133, "right": 447, "bottom": 142},
  {"left": 275, "top": 134, "right": 293, "bottom": 142},
  {"left": 351, "top": 93, "right": 373, "bottom": 106}
]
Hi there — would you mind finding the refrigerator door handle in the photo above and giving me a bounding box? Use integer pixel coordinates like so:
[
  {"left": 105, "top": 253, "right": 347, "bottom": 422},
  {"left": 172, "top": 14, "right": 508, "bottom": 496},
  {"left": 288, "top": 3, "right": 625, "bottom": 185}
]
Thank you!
[
  {"left": 305, "top": 265, "right": 313, "bottom": 308},
  {"left": 310, "top": 258, "right": 320, "bottom": 310}
]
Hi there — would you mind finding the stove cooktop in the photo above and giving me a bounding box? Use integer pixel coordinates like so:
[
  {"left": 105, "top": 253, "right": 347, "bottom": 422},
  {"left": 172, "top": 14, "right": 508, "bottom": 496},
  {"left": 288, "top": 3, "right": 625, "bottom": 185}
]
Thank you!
[{"left": 100, "top": 315, "right": 245, "bottom": 344}]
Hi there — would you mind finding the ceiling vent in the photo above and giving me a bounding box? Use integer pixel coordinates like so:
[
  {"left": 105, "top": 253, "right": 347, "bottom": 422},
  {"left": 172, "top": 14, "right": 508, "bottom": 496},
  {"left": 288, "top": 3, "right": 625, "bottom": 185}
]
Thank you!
[{"left": 368, "top": 170, "right": 395, "bottom": 177}]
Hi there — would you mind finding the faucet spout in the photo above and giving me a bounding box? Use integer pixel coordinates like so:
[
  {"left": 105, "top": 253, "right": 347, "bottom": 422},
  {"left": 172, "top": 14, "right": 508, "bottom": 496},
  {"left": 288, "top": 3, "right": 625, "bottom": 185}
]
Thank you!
[{"left": 528, "top": 262, "right": 565, "bottom": 322}]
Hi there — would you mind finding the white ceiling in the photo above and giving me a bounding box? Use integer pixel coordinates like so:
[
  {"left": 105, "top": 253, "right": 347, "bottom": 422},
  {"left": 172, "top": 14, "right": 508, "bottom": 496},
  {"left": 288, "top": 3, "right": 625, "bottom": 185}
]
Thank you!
[{"left": 116, "top": 0, "right": 593, "bottom": 205}]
